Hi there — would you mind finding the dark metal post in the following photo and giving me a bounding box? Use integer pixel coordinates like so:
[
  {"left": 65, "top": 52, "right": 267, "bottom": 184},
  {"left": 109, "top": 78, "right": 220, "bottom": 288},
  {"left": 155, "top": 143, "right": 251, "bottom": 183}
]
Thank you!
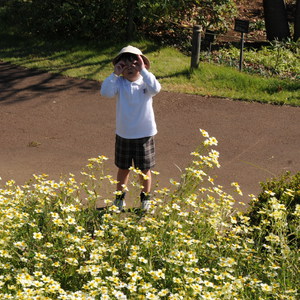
[
  {"left": 234, "top": 19, "right": 249, "bottom": 72},
  {"left": 191, "top": 25, "right": 201, "bottom": 69}
]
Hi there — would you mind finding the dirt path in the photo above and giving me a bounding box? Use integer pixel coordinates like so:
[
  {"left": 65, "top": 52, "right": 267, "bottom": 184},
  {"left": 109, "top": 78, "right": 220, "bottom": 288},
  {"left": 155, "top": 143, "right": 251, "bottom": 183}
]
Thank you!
[{"left": 1, "top": 61, "right": 299, "bottom": 205}]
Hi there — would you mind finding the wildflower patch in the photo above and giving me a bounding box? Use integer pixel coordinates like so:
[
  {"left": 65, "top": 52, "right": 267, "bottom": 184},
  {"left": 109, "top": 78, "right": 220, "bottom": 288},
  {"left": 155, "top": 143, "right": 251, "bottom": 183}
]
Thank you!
[{"left": 0, "top": 131, "right": 299, "bottom": 299}]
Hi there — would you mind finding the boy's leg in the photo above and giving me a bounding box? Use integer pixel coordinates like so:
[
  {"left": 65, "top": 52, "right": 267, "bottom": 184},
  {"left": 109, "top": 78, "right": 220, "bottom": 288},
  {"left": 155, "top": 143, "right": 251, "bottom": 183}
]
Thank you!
[
  {"left": 140, "top": 169, "right": 153, "bottom": 211},
  {"left": 117, "top": 168, "right": 130, "bottom": 191},
  {"left": 113, "top": 168, "right": 130, "bottom": 211},
  {"left": 115, "top": 135, "right": 131, "bottom": 192},
  {"left": 140, "top": 169, "right": 151, "bottom": 193}
]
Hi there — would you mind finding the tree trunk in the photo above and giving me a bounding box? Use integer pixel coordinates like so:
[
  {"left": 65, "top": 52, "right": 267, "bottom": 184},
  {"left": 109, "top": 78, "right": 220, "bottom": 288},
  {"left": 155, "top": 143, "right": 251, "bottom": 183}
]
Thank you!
[
  {"left": 295, "top": 0, "right": 300, "bottom": 41},
  {"left": 126, "top": 0, "right": 136, "bottom": 41},
  {"left": 263, "top": 0, "right": 290, "bottom": 41}
]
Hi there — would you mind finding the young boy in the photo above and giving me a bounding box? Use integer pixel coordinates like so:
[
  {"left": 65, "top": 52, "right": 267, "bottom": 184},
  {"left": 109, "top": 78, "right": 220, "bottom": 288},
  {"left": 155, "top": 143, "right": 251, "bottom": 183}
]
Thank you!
[{"left": 100, "top": 45, "right": 161, "bottom": 211}]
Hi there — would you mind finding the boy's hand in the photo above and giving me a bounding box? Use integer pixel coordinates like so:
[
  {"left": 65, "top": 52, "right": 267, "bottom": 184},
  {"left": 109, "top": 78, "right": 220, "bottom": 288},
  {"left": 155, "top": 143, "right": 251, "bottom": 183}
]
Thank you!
[
  {"left": 114, "top": 61, "right": 125, "bottom": 76},
  {"left": 134, "top": 55, "right": 145, "bottom": 71}
]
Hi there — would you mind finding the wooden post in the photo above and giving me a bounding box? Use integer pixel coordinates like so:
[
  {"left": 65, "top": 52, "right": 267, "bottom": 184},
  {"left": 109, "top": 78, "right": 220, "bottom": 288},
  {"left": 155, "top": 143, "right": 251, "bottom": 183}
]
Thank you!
[
  {"left": 126, "top": 0, "right": 136, "bottom": 41},
  {"left": 191, "top": 25, "right": 201, "bottom": 69}
]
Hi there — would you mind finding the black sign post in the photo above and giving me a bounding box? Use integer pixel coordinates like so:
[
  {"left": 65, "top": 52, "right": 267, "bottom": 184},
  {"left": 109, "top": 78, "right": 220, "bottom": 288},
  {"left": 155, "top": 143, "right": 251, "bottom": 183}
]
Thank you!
[{"left": 234, "top": 19, "right": 250, "bottom": 71}]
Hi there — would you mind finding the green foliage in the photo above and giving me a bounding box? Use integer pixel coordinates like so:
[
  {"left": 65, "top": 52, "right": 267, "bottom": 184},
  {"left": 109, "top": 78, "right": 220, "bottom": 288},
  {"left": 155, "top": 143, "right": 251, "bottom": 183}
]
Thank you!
[
  {"left": 207, "top": 39, "right": 300, "bottom": 80},
  {"left": 245, "top": 171, "right": 300, "bottom": 250},
  {"left": 1, "top": 0, "right": 127, "bottom": 39},
  {"left": 0, "top": 0, "right": 237, "bottom": 46},
  {"left": 139, "top": 0, "right": 237, "bottom": 49}
]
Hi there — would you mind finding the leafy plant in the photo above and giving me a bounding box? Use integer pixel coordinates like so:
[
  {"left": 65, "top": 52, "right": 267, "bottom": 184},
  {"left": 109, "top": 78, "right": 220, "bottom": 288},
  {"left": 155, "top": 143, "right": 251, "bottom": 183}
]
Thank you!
[
  {"left": 245, "top": 171, "right": 300, "bottom": 249},
  {"left": 0, "top": 0, "right": 237, "bottom": 45},
  {"left": 208, "top": 39, "right": 300, "bottom": 80}
]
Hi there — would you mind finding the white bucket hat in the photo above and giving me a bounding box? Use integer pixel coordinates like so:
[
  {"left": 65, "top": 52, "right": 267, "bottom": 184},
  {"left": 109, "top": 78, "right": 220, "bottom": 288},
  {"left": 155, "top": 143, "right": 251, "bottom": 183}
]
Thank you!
[{"left": 112, "top": 45, "right": 150, "bottom": 69}]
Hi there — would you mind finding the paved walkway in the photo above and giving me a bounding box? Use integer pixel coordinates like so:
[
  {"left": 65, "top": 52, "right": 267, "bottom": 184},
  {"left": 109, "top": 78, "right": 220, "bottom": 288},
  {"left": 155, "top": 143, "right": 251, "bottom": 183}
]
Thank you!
[{"left": 1, "top": 61, "right": 299, "bottom": 205}]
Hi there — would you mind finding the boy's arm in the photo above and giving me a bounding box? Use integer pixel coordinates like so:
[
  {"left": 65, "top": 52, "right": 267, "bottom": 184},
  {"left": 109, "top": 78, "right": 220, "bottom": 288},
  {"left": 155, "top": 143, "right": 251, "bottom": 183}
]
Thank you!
[
  {"left": 100, "top": 73, "right": 119, "bottom": 98},
  {"left": 140, "top": 68, "right": 161, "bottom": 95},
  {"left": 135, "top": 55, "right": 161, "bottom": 95}
]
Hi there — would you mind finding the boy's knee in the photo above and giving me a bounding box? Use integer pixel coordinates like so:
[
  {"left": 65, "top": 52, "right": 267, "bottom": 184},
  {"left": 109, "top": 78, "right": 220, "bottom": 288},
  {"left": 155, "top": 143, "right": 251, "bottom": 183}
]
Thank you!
[{"left": 118, "top": 168, "right": 130, "bottom": 173}]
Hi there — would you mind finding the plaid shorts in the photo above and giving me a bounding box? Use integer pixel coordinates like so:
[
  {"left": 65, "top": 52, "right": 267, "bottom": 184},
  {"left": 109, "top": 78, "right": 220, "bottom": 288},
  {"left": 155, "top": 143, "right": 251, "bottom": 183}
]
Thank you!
[{"left": 115, "top": 135, "right": 156, "bottom": 170}]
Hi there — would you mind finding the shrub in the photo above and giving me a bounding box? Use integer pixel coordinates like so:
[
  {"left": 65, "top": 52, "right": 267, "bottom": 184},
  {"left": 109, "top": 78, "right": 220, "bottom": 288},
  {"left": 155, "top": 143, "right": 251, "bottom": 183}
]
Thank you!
[
  {"left": 0, "top": 0, "right": 237, "bottom": 45},
  {"left": 207, "top": 39, "right": 300, "bottom": 80},
  {"left": 246, "top": 171, "right": 300, "bottom": 249}
]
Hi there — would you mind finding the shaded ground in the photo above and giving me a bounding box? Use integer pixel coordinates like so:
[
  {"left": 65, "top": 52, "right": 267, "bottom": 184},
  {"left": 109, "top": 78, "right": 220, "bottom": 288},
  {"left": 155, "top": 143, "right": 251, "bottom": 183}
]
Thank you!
[{"left": 1, "top": 61, "right": 299, "bottom": 207}]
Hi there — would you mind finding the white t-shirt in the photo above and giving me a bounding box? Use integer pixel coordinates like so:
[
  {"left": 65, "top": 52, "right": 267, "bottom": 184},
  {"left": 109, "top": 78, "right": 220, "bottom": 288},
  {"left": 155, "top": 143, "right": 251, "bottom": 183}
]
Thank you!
[{"left": 100, "top": 68, "right": 161, "bottom": 139}]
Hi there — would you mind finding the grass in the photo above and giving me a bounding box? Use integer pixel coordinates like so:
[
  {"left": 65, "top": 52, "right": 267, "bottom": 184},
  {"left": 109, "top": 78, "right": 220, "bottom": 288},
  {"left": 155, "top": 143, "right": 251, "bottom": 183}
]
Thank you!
[{"left": 0, "top": 33, "right": 299, "bottom": 106}]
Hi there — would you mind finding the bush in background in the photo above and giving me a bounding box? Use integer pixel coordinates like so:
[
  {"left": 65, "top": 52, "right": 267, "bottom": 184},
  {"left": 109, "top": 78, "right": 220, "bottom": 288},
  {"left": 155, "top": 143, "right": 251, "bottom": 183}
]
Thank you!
[
  {"left": 245, "top": 171, "right": 300, "bottom": 250},
  {"left": 0, "top": 0, "right": 237, "bottom": 45}
]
